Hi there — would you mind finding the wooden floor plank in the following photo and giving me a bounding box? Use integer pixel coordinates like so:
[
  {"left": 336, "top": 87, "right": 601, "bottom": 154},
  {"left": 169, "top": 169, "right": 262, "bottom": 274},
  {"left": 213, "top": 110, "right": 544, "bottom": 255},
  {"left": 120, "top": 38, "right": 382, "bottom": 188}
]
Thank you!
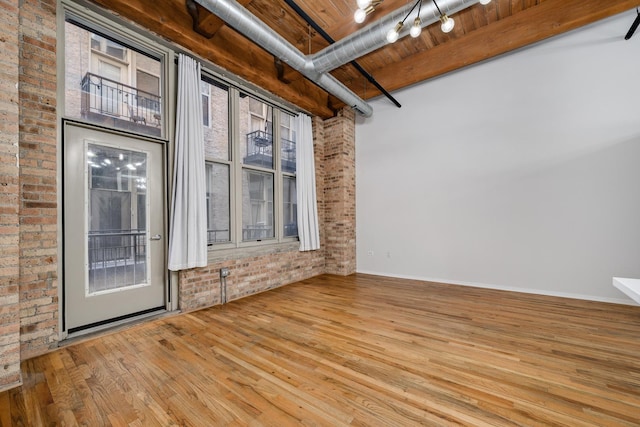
[{"left": 1, "top": 273, "right": 640, "bottom": 425}]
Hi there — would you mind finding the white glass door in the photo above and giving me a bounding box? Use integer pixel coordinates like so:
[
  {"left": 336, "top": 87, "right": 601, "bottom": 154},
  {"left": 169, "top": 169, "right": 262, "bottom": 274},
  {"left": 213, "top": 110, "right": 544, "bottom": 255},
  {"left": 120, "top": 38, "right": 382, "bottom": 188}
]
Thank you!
[{"left": 64, "top": 123, "right": 166, "bottom": 332}]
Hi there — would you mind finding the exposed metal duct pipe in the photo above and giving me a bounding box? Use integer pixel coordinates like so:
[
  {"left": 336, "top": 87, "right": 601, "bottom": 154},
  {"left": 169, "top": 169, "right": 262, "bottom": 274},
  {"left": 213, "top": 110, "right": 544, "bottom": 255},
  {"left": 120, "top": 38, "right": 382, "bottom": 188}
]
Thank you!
[
  {"left": 196, "top": 0, "right": 482, "bottom": 117},
  {"left": 283, "top": 0, "right": 401, "bottom": 109},
  {"left": 195, "top": 0, "right": 374, "bottom": 117},
  {"left": 311, "top": 0, "right": 479, "bottom": 75}
]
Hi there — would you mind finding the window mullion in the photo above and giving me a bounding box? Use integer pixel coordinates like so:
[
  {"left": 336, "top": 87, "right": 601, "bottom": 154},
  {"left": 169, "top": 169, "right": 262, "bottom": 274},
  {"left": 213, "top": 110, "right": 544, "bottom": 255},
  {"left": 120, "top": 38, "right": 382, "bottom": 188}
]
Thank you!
[
  {"left": 229, "top": 86, "right": 241, "bottom": 247},
  {"left": 273, "top": 109, "right": 283, "bottom": 241}
]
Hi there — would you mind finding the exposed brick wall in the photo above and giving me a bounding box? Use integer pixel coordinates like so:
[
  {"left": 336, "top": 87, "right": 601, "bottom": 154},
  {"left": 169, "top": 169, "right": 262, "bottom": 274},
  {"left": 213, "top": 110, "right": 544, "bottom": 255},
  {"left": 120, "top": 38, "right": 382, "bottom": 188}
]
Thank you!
[
  {"left": 179, "top": 243, "right": 326, "bottom": 310},
  {"left": 312, "top": 116, "right": 326, "bottom": 252},
  {"left": 323, "top": 108, "right": 356, "bottom": 275},
  {"left": 2, "top": 0, "right": 358, "bottom": 385},
  {"left": 0, "top": 0, "right": 22, "bottom": 392},
  {"left": 18, "top": 0, "right": 58, "bottom": 360}
]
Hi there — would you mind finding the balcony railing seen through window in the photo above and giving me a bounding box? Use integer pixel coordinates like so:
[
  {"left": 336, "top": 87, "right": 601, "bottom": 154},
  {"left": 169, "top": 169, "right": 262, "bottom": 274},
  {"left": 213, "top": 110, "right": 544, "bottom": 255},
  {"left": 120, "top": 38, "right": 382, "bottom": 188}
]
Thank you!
[
  {"left": 81, "top": 72, "right": 162, "bottom": 135},
  {"left": 88, "top": 229, "right": 147, "bottom": 294},
  {"left": 245, "top": 130, "right": 296, "bottom": 173}
]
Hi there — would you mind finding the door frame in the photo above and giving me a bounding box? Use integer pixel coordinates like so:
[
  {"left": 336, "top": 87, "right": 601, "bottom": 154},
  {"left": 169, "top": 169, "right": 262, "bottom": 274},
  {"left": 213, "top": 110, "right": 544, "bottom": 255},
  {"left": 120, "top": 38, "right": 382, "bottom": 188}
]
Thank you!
[{"left": 60, "top": 120, "right": 171, "bottom": 338}]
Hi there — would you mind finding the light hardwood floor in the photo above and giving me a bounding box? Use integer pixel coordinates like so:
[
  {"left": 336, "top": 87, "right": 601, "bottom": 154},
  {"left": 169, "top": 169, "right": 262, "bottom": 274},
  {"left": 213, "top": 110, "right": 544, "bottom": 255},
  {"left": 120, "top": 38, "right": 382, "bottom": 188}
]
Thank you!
[{"left": 2, "top": 274, "right": 640, "bottom": 426}]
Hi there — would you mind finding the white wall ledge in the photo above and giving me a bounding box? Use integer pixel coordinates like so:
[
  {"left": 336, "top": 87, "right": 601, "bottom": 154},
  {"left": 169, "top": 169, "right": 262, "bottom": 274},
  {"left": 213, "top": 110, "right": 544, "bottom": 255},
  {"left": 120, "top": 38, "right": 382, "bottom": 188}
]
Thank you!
[{"left": 613, "top": 277, "right": 640, "bottom": 305}]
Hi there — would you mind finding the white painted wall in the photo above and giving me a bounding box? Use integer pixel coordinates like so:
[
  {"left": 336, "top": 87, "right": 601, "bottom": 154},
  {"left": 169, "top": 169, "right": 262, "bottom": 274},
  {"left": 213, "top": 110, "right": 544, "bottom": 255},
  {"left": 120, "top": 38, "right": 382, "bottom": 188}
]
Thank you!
[{"left": 355, "top": 12, "right": 640, "bottom": 304}]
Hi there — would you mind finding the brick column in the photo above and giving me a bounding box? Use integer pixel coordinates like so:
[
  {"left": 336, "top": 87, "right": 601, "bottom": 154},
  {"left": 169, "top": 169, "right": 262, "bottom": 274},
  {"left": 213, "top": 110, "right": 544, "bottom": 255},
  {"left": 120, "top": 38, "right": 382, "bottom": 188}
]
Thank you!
[
  {"left": 18, "top": 0, "right": 59, "bottom": 359},
  {"left": 312, "top": 116, "right": 326, "bottom": 255},
  {"left": 323, "top": 108, "right": 356, "bottom": 275},
  {"left": 0, "top": 0, "right": 22, "bottom": 391}
]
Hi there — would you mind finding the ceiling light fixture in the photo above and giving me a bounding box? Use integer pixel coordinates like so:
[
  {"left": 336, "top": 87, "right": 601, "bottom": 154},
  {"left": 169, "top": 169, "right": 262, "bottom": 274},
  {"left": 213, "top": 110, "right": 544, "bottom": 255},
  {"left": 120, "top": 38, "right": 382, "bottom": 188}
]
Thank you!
[
  {"left": 410, "top": 16, "right": 422, "bottom": 38},
  {"left": 354, "top": 0, "right": 383, "bottom": 24},
  {"left": 432, "top": 0, "right": 454, "bottom": 33},
  {"left": 410, "top": 1, "right": 423, "bottom": 38},
  {"left": 440, "top": 14, "right": 454, "bottom": 33},
  {"left": 386, "top": 21, "right": 402, "bottom": 43},
  {"left": 356, "top": 0, "right": 493, "bottom": 45},
  {"left": 386, "top": 0, "right": 422, "bottom": 44}
]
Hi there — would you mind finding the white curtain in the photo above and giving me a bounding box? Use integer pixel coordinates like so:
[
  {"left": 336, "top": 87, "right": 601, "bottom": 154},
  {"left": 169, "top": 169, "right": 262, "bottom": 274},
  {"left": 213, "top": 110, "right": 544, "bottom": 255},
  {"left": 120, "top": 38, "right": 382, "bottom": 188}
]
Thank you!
[
  {"left": 168, "top": 54, "right": 207, "bottom": 270},
  {"left": 295, "top": 113, "right": 320, "bottom": 251}
]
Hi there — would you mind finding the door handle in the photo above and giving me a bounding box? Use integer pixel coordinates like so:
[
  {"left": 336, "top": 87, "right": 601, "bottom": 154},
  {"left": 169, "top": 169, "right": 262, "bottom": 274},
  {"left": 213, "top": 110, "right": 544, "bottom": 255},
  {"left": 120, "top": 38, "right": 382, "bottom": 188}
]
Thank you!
[{"left": 150, "top": 234, "right": 162, "bottom": 241}]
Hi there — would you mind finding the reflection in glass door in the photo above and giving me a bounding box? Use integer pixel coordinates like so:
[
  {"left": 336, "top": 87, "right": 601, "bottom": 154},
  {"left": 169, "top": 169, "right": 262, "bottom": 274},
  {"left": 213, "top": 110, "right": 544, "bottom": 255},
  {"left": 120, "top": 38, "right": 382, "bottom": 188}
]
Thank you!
[{"left": 87, "top": 144, "right": 148, "bottom": 294}]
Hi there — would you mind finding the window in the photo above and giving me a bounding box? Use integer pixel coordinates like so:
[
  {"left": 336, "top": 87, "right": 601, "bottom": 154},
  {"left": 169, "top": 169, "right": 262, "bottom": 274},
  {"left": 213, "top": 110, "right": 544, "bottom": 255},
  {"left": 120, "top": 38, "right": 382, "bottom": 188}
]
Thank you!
[
  {"left": 283, "top": 176, "right": 297, "bottom": 237},
  {"left": 245, "top": 97, "right": 273, "bottom": 170},
  {"left": 64, "top": 19, "right": 164, "bottom": 138},
  {"left": 202, "top": 77, "right": 230, "bottom": 245},
  {"left": 137, "top": 70, "right": 159, "bottom": 96},
  {"left": 201, "top": 80, "right": 211, "bottom": 128},
  {"left": 242, "top": 170, "right": 274, "bottom": 240},
  {"left": 206, "top": 163, "right": 230, "bottom": 244},
  {"left": 91, "top": 34, "right": 127, "bottom": 61},
  {"left": 136, "top": 70, "right": 161, "bottom": 115},
  {"left": 281, "top": 112, "right": 297, "bottom": 237},
  {"left": 242, "top": 96, "right": 275, "bottom": 242},
  {"left": 202, "top": 73, "right": 298, "bottom": 248}
]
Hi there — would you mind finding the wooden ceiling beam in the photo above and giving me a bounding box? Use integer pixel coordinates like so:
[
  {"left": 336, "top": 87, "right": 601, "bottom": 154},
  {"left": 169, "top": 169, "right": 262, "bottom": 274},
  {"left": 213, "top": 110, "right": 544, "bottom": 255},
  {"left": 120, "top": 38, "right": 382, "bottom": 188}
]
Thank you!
[
  {"left": 186, "top": 0, "right": 224, "bottom": 38},
  {"left": 88, "top": 0, "right": 335, "bottom": 118},
  {"left": 366, "top": 0, "right": 640, "bottom": 98},
  {"left": 186, "top": 0, "right": 254, "bottom": 38}
]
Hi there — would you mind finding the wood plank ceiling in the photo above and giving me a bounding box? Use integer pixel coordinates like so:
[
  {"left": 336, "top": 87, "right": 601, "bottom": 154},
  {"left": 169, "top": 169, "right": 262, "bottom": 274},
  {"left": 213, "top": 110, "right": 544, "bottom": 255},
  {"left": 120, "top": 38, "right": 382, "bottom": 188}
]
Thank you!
[{"left": 89, "top": 0, "right": 639, "bottom": 118}]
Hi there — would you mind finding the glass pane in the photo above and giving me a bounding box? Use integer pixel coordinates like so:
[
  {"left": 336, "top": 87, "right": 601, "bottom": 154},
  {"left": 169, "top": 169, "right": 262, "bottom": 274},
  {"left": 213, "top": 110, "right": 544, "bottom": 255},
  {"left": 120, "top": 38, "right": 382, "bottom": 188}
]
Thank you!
[
  {"left": 283, "top": 177, "right": 298, "bottom": 237},
  {"left": 241, "top": 94, "right": 273, "bottom": 169},
  {"left": 281, "top": 112, "right": 296, "bottom": 173},
  {"left": 136, "top": 70, "right": 159, "bottom": 96},
  {"left": 91, "top": 34, "right": 127, "bottom": 61},
  {"left": 202, "top": 93, "right": 210, "bottom": 127},
  {"left": 87, "top": 143, "right": 148, "bottom": 294},
  {"left": 65, "top": 20, "right": 163, "bottom": 138},
  {"left": 206, "top": 162, "right": 230, "bottom": 244},
  {"left": 242, "top": 170, "right": 274, "bottom": 241},
  {"left": 202, "top": 78, "right": 229, "bottom": 160}
]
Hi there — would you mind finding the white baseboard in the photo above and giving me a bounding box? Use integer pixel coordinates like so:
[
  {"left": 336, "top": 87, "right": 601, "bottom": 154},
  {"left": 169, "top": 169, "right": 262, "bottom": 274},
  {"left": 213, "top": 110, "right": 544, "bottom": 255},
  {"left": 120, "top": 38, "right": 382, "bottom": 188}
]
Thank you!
[{"left": 356, "top": 269, "right": 637, "bottom": 306}]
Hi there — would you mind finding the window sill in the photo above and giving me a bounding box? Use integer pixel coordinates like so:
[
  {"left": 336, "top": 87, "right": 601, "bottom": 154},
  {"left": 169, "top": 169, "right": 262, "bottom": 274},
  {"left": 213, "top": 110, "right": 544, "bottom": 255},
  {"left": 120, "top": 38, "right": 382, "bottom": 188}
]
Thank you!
[{"left": 207, "top": 240, "right": 300, "bottom": 264}]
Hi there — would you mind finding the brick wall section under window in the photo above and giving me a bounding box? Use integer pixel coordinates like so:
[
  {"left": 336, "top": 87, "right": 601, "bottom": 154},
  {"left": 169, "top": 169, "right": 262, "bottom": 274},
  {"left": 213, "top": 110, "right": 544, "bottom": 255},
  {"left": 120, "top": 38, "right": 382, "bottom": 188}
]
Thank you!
[
  {"left": 178, "top": 116, "right": 329, "bottom": 311},
  {"left": 179, "top": 244, "right": 326, "bottom": 310},
  {"left": 18, "top": 0, "right": 58, "bottom": 360},
  {"left": 323, "top": 108, "right": 356, "bottom": 275},
  {"left": 0, "top": 0, "right": 22, "bottom": 392}
]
